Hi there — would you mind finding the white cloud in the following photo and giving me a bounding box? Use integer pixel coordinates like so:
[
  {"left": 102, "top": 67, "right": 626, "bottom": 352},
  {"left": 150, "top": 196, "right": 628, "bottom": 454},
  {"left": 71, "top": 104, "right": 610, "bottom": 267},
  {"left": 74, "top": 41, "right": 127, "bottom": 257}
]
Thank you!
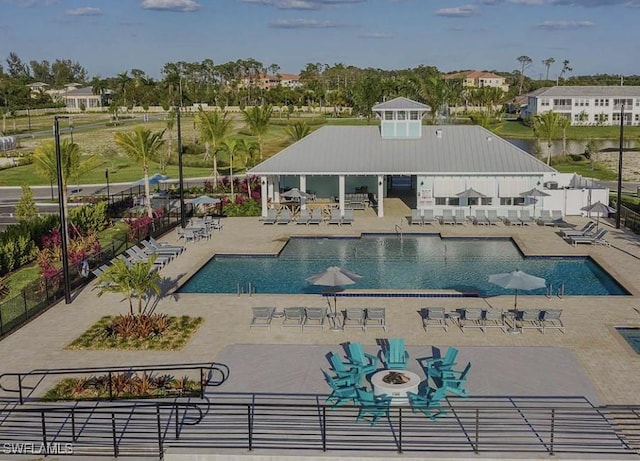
[
  {"left": 535, "top": 19, "right": 595, "bottom": 29},
  {"left": 141, "top": 0, "right": 201, "bottom": 12},
  {"left": 66, "top": 7, "right": 102, "bottom": 16},
  {"left": 269, "top": 18, "right": 344, "bottom": 27},
  {"left": 435, "top": 4, "right": 478, "bottom": 16},
  {"left": 359, "top": 32, "right": 395, "bottom": 38},
  {"left": 509, "top": 0, "right": 545, "bottom": 4},
  {"left": 243, "top": 0, "right": 364, "bottom": 8}
]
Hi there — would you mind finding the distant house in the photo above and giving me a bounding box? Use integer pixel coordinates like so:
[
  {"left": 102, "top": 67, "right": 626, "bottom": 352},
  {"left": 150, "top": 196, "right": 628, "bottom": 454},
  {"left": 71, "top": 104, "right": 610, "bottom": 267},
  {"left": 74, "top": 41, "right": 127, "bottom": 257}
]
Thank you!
[
  {"left": 521, "top": 86, "right": 640, "bottom": 126},
  {"left": 28, "top": 82, "right": 49, "bottom": 97},
  {"left": 444, "top": 71, "right": 509, "bottom": 92},
  {"left": 239, "top": 73, "right": 301, "bottom": 90},
  {"left": 64, "top": 86, "right": 111, "bottom": 110}
]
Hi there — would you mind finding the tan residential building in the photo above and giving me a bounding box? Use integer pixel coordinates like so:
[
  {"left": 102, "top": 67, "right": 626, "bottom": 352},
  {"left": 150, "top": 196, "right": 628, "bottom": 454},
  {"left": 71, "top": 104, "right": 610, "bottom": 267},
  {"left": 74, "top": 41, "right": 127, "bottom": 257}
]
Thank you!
[{"left": 445, "top": 71, "right": 509, "bottom": 92}]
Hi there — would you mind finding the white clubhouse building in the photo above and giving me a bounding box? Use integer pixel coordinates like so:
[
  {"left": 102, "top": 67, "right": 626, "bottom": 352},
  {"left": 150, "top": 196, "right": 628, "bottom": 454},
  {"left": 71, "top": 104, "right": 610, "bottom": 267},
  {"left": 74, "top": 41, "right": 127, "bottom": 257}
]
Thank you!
[{"left": 250, "top": 97, "right": 608, "bottom": 219}]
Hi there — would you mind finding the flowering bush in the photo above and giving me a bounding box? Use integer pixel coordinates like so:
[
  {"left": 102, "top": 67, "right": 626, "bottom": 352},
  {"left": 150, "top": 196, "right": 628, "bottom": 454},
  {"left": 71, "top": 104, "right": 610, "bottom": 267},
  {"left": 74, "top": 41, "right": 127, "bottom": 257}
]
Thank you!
[{"left": 36, "top": 228, "right": 101, "bottom": 283}]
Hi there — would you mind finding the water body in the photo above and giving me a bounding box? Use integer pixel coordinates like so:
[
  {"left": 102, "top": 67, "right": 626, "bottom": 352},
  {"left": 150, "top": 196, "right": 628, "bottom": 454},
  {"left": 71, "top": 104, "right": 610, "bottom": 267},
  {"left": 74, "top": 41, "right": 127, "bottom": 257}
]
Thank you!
[{"left": 506, "top": 138, "right": 636, "bottom": 158}]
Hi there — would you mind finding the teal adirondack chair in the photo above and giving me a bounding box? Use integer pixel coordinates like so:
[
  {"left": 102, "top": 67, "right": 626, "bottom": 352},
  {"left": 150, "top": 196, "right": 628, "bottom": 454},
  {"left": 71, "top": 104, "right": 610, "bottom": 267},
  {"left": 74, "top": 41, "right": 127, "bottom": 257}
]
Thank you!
[
  {"left": 442, "top": 362, "right": 472, "bottom": 397},
  {"left": 383, "top": 338, "right": 409, "bottom": 370},
  {"left": 419, "top": 347, "right": 458, "bottom": 379},
  {"left": 327, "top": 352, "right": 360, "bottom": 384},
  {"left": 355, "top": 388, "right": 391, "bottom": 426},
  {"left": 322, "top": 370, "right": 358, "bottom": 407},
  {"left": 346, "top": 343, "right": 379, "bottom": 376},
  {"left": 406, "top": 387, "right": 448, "bottom": 420}
]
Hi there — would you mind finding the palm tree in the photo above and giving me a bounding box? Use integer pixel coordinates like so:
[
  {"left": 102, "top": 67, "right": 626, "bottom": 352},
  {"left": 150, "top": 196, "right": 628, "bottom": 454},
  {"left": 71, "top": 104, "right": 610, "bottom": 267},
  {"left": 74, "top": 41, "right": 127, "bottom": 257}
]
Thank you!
[
  {"left": 284, "top": 121, "right": 311, "bottom": 142},
  {"left": 516, "top": 55, "right": 533, "bottom": 95},
  {"left": 420, "top": 74, "right": 451, "bottom": 122},
  {"left": 237, "top": 138, "right": 260, "bottom": 199},
  {"left": 219, "top": 137, "right": 243, "bottom": 201},
  {"left": 160, "top": 109, "right": 176, "bottom": 173},
  {"left": 533, "top": 111, "right": 563, "bottom": 165},
  {"left": 242, "top": 105, "right": 272, "bottom": 160},
  {"left": 542, "top": 58, "right": 555, "bottom": 81},
  {"left": 558, "top": 115, "right": 571, "bottom": 155},
  {"left": 96, "top": 256, "right": 162, "bottom": 316},
  {"left": 114, "top": 127, "right": 165, "bottom": 218},
  {"left": 558, "top": 59, "right": 573, "bottom": 84},
  {"left": 196, "top": 108, "right": 232, "bottom": 187}
]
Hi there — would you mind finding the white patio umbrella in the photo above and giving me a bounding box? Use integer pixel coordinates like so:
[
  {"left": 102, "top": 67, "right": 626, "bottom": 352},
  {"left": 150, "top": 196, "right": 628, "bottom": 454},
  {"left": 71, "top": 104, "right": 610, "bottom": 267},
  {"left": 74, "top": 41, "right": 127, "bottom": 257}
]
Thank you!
[
  {"left": 281, "top": 188, "right": 310, "bottom": 200},
  {"left": 581, "top": 201, "right": 615, "bottom": 231},
  {"left": 489, "top": 269, "right": 546, "bottom": 333},
  {"left": 190, "top": 195, "right": 221, "bottom": 205},
  {"left": 519, "top": 188, "right": 550, "bottom": 218},
  {"left": 306, "top": 266, "right": 362, "bottom": 331}
]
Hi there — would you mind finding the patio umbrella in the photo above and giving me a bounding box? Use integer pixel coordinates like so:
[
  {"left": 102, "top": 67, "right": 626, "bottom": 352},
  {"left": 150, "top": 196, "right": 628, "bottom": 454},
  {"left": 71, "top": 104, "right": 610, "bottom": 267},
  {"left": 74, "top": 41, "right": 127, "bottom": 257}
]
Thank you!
[
  {"left": 519, "top": 188, "right": 550, "bottom": 218},
  {"left": 133, "top": 173, "right": 169, "bottom": 186},
  {"left": 456, "top": 188, "right": 487, "bottom": 214},
  {"left": 581, "top": 201, "right": 615, "bottom": 231},
  {"left": 488, "top": 269, "right": 546, "bottom": 333},
  {"left": 190, "top": 195, "right": 221, "bottom": 206},
  {"left": 281, "top": 188, "right": 310, "bottom": 200},
  {"left": 306, "top": 266, "right": 362, "bottom": 331}
]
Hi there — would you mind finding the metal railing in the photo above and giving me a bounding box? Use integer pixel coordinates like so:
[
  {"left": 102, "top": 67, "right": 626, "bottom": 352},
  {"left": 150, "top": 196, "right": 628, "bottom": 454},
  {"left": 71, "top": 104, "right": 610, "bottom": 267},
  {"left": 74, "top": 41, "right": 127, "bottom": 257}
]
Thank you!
[
  {"left": 0, "top": 397, "right": 639, "bottom": 458},
  {"left": 0, "top": 362, "right": 229, "bottom": 404}
]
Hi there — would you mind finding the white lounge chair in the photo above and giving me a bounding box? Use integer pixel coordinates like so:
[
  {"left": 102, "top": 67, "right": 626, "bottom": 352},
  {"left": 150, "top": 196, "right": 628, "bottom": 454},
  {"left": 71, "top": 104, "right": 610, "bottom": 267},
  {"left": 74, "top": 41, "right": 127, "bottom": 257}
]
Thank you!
[
  {"left": 365, "top": 308, "right": 386, "bottom": 331},
  {"left": 410, "top": 209, "right": 423, "bottom": 226},
  {"left": 519, "top": 210, "right": 535, "bottom": 225},
  {"left": 474, "top": 209, "right": 489, "bottom": 225},
  {"left": 250, "top": 307, "right": 275, "bottom": 329},
  {"left": 440, "top": 209, "right": 455, "bottom": 225},
  {"left": 506, "top": 210, "right": 521, "bottom": 226},
  {"left": 570, "top": 229, "right": 609, "bottom": 246},
  {"left": 487, "top": 209, "right": 501, "bottom": 225},
  {"left": 423, "top": 209, "right": 436, "bottom": 225},
  {"left": 454, "top": 209, "right": 466, "bottom": 225}
]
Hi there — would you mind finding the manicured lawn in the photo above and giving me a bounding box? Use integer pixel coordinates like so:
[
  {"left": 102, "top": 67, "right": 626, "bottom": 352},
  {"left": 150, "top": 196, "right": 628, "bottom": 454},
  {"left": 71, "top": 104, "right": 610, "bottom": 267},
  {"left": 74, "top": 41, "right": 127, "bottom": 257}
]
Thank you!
[
  {"left": 3, "top": 265, "right": 40, "bottom": 299},
  {"left": 492, "top": 119, "right": 640, "bottom": 140},
  {"left": 67, "top": 315, "right": 204, "bottom": 350},
  {"left": 552, "top": 158, "right": 619, "bottom": 180}
]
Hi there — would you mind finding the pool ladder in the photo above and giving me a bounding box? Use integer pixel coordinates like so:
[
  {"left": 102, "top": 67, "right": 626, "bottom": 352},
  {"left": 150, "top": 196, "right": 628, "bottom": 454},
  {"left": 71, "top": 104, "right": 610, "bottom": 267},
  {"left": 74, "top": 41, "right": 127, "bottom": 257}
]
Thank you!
[
  {"left": 546, "top": 284, "right": 564, "bottom": 298},
  {"left": 237, "top": 282, "right": 256, "bottom": 297}
]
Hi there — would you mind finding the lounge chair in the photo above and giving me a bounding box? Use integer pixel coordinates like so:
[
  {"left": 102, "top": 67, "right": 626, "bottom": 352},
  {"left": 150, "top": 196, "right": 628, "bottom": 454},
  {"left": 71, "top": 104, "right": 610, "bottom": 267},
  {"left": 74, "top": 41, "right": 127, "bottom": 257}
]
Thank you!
[
  {"left": 423, "top": 209, "right": 436, "bottom": 225},
  {"left": 343, "top": 308, "right": 366, "bottom": 331},
  {"left": 487, "top": 209, "right": 501, "bottom": 225},
  {"left": 506, "top": 209, "right": 521, "bottom": 226},
  {"left": 327, "top": 352, "right": 360, "bottom": 383},
  {"left": 327, "top": 209, "right": 342, "bottom": 225},
  {"left": 126, "top": 247, "right": 168, "bottom": 268},
  {"left": 407, "top": 387, "right": 448, "bottom": 420},
  {"left": 141, "top": 240, "right": 181, "bottom": 258},
  {"left": 149, "top": 236, "right": 185, "bottom": 254},
  {"left": 560, "top": 221, "right": 595, "bottom": 238},
  {"left": 454, "top": 209, "right": 466, "bottom": 225},
  {"left": 365, "top": 307, "right": 386, "bottom": 331},
  {"left": 308, "top": 208, "right": 323, "bottom": 225},
  {"left": 440, "top": 209, "right": 455, "bottom": 225},
  {"left": 262, "top": 208, "right": 277, "bottom": 224},
  {"left": 442, "top": 362, "right": 472, "bottom": 397},
  {"left": 281, "top": 307, "right": 305, "bottom": 329},
  {"left": 296, "top": 209, "right": 311, "bottom": 225},
  {"left": 410, "top": 209, "right": 423, "bottom": 226},
  {"left": 474, "top": 209, "right": 489, "bottom": 225},
  {"left": 346, "top": 342, "right": 379, "bottom": 377},
  {"left": 382, "top": 338, "right": 409, "bottom": 370},
  {"left": 276, "top": 208, "right": 292, "bottom": 224},
  {"left": 420, "top": 307, "right": 448, "bottom": 331},
  {"left": 519, "top": 209, "right": 535, "bottom": 225},
  {"left": 460, "top": 307, "right": 484, "bottom": 332},
  {"left": 537, "top": 209, "right": 554, "bottom": 226},
  {"left": 355, "top": 388, "right": 391, "bottom": 426},
  {"left": 540, "top": 309, "right": 565, "bottom": 334},
  {"left": 570, "top": 229, "right": 608, "bottom": 246},
  {"left": 551, "top": 210, "right": 568, "bottom": 226},
  {"left": 249, "top": 307, "right": 275, "bottom": 329},
  {"left": 518, "top": 309, "right": 543, "bottom": 333},
  {"left": 303, "top": 307, "right": 327, "bottom": 329},
  {"left": 323, "top": 370, "right": 358, "bottom": 407},
  {"left": 482, "top": 309, "right": 506, "bottom": 333},
  {"left": 342, "top": 209, "right": 354, "bottom": 225},
  {"left": 419, "top": 347, "right": 458, "bottom": 380}
]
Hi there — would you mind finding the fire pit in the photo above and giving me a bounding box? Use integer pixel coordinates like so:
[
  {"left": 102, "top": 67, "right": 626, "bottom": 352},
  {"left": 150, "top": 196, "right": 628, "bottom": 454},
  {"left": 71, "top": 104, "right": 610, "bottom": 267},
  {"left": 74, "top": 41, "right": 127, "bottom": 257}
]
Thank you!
[{"left": 370, "top": 369, "right": 421, "bottom": 405}]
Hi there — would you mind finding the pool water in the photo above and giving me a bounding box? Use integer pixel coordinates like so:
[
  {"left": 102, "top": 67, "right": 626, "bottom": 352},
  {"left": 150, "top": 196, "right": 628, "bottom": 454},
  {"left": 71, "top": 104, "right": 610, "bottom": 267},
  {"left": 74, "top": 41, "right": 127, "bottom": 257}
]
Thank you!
[
  {"left": 178, "top": 235, "right": 628, "bottom": 296},
  {"left": 616, "top": 328, "right": 640, "bottom": 354}
]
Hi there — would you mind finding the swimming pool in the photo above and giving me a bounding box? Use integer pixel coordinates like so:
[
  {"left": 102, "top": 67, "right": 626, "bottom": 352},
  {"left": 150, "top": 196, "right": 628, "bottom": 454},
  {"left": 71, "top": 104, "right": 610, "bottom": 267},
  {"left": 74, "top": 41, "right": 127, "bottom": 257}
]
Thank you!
[
  {"left": 616, "top": 328, "right": 640, "bottom": 354},
  {"left": 178, "top": 235, "right": 628, "bottom": 296}
]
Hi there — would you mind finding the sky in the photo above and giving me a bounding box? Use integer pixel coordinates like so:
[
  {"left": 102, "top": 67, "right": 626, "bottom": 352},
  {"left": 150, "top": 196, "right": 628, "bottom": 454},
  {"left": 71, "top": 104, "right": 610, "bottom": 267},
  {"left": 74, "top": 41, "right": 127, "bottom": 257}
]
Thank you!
[{"left": 2, "top": 0, "right": 640, "bottom": 80}]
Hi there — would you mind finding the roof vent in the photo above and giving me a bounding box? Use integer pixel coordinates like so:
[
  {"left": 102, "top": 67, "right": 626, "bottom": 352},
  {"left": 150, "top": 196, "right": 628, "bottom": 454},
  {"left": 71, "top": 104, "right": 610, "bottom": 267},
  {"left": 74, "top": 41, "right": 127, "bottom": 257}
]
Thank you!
[
  {"left": 486, "top": 136, "right": 493, "bottom": 142},
  {"left": 435, "top": 129, "right": 443, "bottom": 138}
]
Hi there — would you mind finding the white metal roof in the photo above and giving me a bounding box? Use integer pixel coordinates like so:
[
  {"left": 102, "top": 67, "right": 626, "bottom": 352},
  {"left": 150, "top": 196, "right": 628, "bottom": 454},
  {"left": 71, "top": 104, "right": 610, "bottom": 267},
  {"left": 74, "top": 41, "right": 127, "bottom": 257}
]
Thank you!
[
  {"left": 249, "top": 125, "right": 555, "bottom": 176},
  {"left": 534, "top": 86, "right": 640, "bottom": 97},
  {"left": 373, "top": 97, "right": 430, "bottom": 111}
]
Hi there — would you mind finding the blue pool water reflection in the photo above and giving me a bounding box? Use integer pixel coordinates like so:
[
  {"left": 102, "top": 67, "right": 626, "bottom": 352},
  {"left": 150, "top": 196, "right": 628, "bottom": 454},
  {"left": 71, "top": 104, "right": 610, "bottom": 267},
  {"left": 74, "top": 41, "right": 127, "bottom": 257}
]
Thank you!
[{"left": 178, "top": 235, "right": 628, "bottom": 296}]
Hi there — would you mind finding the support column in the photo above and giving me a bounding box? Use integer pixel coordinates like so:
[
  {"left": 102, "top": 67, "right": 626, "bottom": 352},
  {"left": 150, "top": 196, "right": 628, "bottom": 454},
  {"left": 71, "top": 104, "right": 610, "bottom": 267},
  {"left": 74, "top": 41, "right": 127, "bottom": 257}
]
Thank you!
[
  {"left": 299, "top": 175, "right": 307, "bottom": 210},
  {"left": 338, "top": 175, "right": 345, "bottom": 216},
  {"left": 274, "top": 176, "right": 281, "bottom": 203},
  {"left": 261, "top": 176, "right": 268, "bottom": 217},
  {"left": 377, "top": 175, "right": 384, "bottom": 218}
]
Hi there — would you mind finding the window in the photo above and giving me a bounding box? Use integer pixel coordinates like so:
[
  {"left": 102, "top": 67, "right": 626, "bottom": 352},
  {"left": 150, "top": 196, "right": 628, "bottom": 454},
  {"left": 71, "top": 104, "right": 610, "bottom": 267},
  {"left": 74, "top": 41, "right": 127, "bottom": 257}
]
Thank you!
[
  {"left": 435, "top": 197, "right": 447, "bottom": 206},
  {"left": 410, "top": 111, "right": 419, "bottom": 120},
  {"left": 540, "top": 98, "right": 550, "bottom": 106},
  {"left": 397, "top": 111, "right": 406, "bottom": 120},
  {"left": 500, "top": 197, "right": 525, "bottom": 206},
  {"left": 384, "top": 111, "right": 393, "bottom": 120},
  {"left": 614, "top": 98, "right": 633, "bottom": 107},
  {"left": 480, "top": 197, "right": 492, "bottom": 206}
]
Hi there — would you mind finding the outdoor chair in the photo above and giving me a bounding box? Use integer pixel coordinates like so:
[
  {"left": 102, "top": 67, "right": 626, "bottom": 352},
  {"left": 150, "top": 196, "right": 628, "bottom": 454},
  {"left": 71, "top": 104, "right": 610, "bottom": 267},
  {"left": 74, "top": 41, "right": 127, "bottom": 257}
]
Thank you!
[
  {"left": 419, "top": 347, "right": 459, "bottom": 380},
  {"left": 262, "top": 208, "right": 277, "bottom": 225},
  {"left": 551, "top": 210, "right": 568, "bottom": 226},
  {"left": 365, "top": 308, "right": 386, "bottom": 331},
  {"left": 474, "top": 209, "right": 489, "bottom": 225},
  {"left": 410, "top": 209, "right": 423, "bottom": 226},
  {"left": 355, "top": 388, "right": 391, "bottom": 426},
  {"left": 343, "top": 308, "right": 366, "bottom": 331},
  {"left": 506, "top": 209, "right": 521, "bottom": 226},
  {"left": 540, "top": 309, "right": 565, "bottom": 334},
  {"left": 423, "top": 209, "right": 436, "bottom": 225},
  {"left": 126, "top": 247, "right": 168, "bottom": 268},
  {"left": 461, "top": 307, "right": 484, "bottom": 333},
  {"left": 537, "top": 209, "right": 554, "bottom": 226},
  {"left": 519, "top": 209, "right": 535, "bottom": 225},
  {"left": 570, "top": 229, "right": 609, "bottom": 246},
  {"left": 482, "top": 309, "right": 506, "bottom": 333},
  {"left": 183, "top": 228, "right": 198, "bottom": 242},
  {"left": 303, "top": 307, "right": 327, "bottom": 329},
  {"left": 296, "top": 209, "right": 311, "bottom": 225},
  {"left": 327, "top": 209, "right": 342, "bottom": 225},
  {"left": 276, "top": 208, "right": 292, "bottom": 224},
  {"left": 440, "top": 209, "right": 455, "bottom": 225},
  {"left": 407, "top": 387, "right": 448, "bottom": 420},
  {"left": 420, "top": 307, "right": 448, "bottom": 331},
  {"left": 442, "top": 362, "right": 472, "bottom": 397},
  {"left": 454, "top": 209, "right": 466, "bottom": 225},
  {"left": 281, "top": 307, "right": 305, "bottom": 329},
  {"left": 135, "top": 244, "right": 175, "bottom": 263},
  {"left": 141, "top": 240, "right": 181, "bottom": 258},
  {"left": 487, "top": 209, "right": 501, "bottom": 225},
  {"left": 518, "top": 309, "right": 543, "bottom": 333},
  {"left": 249, "top": 307, "right": 275, "bottom": 329},
  {"left": 327, "top": 352, "right": 360, "bottom": 383},
  {"left": 560, "top": 221, "right": 595, "bottom": 238},
  {"left": 382, "top": 338, "right": 409, "bottom": 370},
  {"left": 149, "top": 236, "right": 185, "bottom": 254},
  {"left": 308, "top": 208, "right": 323, "bottom": 225},
  {"left": 322, "top": 370, "right": 359, "bottom": 407},
  {"left": 346, "top": 342, "right": 379, "bottom": 376},
  {"left": 342, "top": 209, "right": 355, "bottom": 225}
]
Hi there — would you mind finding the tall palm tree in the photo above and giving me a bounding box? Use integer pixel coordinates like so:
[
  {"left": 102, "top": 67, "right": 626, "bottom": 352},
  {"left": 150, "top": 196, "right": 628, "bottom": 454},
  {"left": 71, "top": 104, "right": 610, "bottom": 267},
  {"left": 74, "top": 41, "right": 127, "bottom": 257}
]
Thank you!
[
  {"left": 558, "top": 59, "right": 573, "bottom": 84},
  {"left": 542, "top": 58, "right": 555, "bottom": 81},
  {"left": 195, "top": 108, "right": 232, "bottom": 187},
  {"left": 516, "top": 55, "right": 532, "bottom": 95},
  {"left": 242, "top": 105, "right": 272, "bottom": 160},
  {"left": 96, "top": 256, "right": 162, "bottom": 316},
  {"left": 533, "top": 111, "right": 563, "bottom": 165},
  {"left": 237, "top": 138, "right": 260, "bottom": 199},
  {"left": 114, "top": 128, "right": 165, "bottom": 218},
  {"left": 558, "top": 115, "right": 571, "bottom": 155},
  {"left": 420, "top": 74, "right": 451, "bottom": 121},
  {"left": 219, "top": 137, "right": 243, "bottom": 201}
]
